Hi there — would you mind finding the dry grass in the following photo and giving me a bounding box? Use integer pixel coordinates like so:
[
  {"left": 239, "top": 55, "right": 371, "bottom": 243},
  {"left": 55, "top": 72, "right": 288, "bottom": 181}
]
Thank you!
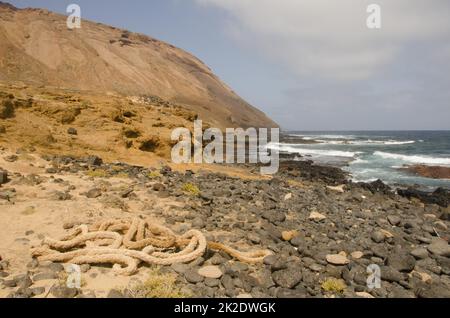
[
  {"left": 182, "top": 183, "right": 200, "bottom": 196},
  {"left": 147, "top": 171, "right": 161, "bottom": 179},
  {"left": 21, "top": 206, "right": 36, "bottom": 215},
  {"left": 86, "top": 169, "right": 110, "bottom": 178},
  {"left": 124, "top": 267, "right": 190, "bottom": 298},
  {"left": 114, "top": 172, "right": 130, "bottom": 179}
]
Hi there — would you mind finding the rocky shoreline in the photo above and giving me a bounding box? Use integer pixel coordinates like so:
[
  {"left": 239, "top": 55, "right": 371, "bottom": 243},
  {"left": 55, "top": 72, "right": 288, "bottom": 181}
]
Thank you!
[{"left": 0, "top": 151, "right": 449, "bottom": 298}]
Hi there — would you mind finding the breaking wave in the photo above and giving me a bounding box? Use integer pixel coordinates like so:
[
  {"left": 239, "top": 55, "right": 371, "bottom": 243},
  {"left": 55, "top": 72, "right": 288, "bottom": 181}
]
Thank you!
[
  {"left": 374, "top": 151, "right": 450, "bottom": 166},
  {"left": 269, "top": 143, "right": 361, "bottom": 158}
]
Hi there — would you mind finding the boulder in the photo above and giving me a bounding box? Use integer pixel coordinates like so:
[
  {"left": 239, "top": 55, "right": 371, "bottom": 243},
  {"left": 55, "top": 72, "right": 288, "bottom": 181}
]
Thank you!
[{"left": 197, "top": 266, "right": 223, "bottom": 279}]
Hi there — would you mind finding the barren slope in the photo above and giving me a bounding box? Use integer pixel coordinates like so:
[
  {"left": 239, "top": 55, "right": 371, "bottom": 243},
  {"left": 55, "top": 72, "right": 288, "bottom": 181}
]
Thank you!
[{"left": 0, "top": 2, "right": 277, "bottom": 129}]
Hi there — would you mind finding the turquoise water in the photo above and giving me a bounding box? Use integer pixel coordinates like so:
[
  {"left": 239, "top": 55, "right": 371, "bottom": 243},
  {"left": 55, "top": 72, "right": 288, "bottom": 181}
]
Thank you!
[{"left": 274, "top": 131, "right": 450, "bottom": 189}]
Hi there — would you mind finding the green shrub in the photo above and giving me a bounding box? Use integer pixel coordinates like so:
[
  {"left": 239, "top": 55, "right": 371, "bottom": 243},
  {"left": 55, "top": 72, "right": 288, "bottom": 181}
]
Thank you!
[
  {"left": 321, "top": 278, "right": 346, "bottom": 294},
  {"left": 182, "top": 183, "right": 200, "bottom": 196}
]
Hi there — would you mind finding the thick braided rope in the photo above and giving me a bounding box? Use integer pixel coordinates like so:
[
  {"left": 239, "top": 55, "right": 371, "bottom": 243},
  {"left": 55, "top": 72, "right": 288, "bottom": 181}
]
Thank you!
[{"left": 31, "top": 218, "right": 273, "bottom": 275}]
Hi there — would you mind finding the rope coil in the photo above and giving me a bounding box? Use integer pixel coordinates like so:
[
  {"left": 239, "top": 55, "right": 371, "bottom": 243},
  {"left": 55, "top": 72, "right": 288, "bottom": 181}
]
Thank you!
[{"left": 31, "top": 218, "right": 273, "bottom": 275}]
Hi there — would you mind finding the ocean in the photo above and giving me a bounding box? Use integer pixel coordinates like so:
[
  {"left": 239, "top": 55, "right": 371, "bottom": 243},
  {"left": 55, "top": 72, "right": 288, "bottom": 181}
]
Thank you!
[{"left": 271, "top": 131, "right": 450, "bottom": 190}]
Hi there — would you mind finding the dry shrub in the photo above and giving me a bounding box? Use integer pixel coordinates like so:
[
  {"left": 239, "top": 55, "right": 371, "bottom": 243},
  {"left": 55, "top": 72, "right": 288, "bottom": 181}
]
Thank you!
[
  {"left": 124, "top": 267, "right": 190, "bottom": 298},
  {"left": 0, "top": 99, "right": 15, "bottom": 119},
  {"left": 138, "top": 136, "right": 160, "bottom": 152}
]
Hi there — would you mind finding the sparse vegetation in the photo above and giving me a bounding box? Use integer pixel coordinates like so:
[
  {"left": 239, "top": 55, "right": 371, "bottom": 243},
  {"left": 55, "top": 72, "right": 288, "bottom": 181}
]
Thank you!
[
  {"left": 321, "top": 278, "right": 346, "bottom": 294},
  {"left": 124, "top": 267, "right": 190, "bottom": 298},
  {"left": 115, "top": 172, "right": 130, "bottom": 179},
  {"left": 147, "top": 171, "right": 161, "bottom": 179},
  {"left": 123, "top": 127, "right": 141, "bottom": 138},
  {"left": 139, "top": 136, "right": 160, "bottom": 152},
  {"left": 21, "top": 206, "right": 36, "bottom": 215},
  {"left": 86, "top": 169, "right": 110, "bottom": 178},
  {"left": 182, "top": 183, "right": 200, "bottom": 196},
  {"left": 0, "top": 99, "right": 15, "bottom": 119}
]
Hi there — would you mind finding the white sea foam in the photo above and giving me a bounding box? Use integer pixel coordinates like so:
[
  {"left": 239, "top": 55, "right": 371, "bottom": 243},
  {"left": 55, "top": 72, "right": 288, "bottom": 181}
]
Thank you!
[
  {"left": 351, "top": 158, "right": 369, "bottom": 164},
  {"left": 287, "top": 134, "right": 355, "bottom": 140},
  {"left": 383, "top": 140, "right": 416, "bottom": 145},
  {"left": 314, "top": 139, "right": 415, "bottom": 146},
  {"left": 269, "top": 143, "right": 361, "bottom": 158},
  {"left": 374, "top": 151, "right": 450, "bottom": 165}
]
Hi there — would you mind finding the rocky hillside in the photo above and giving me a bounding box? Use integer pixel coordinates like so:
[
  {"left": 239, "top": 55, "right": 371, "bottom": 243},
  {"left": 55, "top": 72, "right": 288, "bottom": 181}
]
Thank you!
[{"left": 0, "top": 2, "right": 277, "bottom": 129}]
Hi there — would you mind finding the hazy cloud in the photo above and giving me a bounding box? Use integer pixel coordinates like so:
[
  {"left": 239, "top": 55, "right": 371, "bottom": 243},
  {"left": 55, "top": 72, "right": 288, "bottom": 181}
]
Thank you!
[{"left": 196, "top": 0, "right": 450, "bottom": 81}]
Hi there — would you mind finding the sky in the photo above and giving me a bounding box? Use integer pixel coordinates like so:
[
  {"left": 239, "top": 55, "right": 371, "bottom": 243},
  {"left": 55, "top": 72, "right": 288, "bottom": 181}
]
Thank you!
[{"left": 7, "top": 0, "right": 450, "bottom": 130}]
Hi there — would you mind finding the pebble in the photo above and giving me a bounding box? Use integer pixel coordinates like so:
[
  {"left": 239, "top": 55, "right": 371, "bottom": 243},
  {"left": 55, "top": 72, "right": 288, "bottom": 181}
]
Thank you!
[
  {"left": 33, "top": 271, "right": 58, "bottom": 281},
  {"left": 209, "top": 254, "right": 227, "bottom": 265},
  {"left": 85, "top": 188, "right": 102, "bottom": 198},
  {"left": 271, "top": 268, "right": 302, "bottom": 289},
  {"left": 184, "top": 269, "right": 204, "bottom": 283},
  {"left": 171, "top": 263, "right": 189, "bottom": 274},
  {"left": 247, "top": 233, "right": 261, "bottom": 244},
  {"left": 433, "top": 221, "right": 447, "bottom": 231},
  {"left": 387, "top": 215, "right": 401, "bottom": 226},
  {"left": 198, "top": 266, "right": 223, "bottom": 279},
  {"left": 355, "top": 292, "right": 375, "bottom": 298},
  {"left": 326, "top": 185, "right": 345, "bottom": 193},
  {"left": 2, "top": 279, "right": 16, "bottom": 287},
  {"left": 351, "top": 251, "right": 364, "bottom": 259},
  {"left": 204, "top": 278, "right": 220, "bottom": 287},
  {"left": 30, "top": 286, "right": 46, "bottom": 296},
  {"left": 152, "top": 183, "right": 166, "bottom": 191},
  {"left": 281, "top": 230, "right": 298, "bottom": 241},
  {"left": 410, "top": 248, "right": 429, "bottom": 260},
  {"left": 263, "top": 255, "right": 277, "bottom": 266},
  {"left": 427, "top": 238, "right": 450, "bottom": 257},
  {"left": 386, "top": 253, "right": 416, "bottom": 272},
  {"left": 45, "top": 262, "right": 64, "bottom": 272},
  {"left": 80, "top": 264, "right": 91, "bottom": 273},
  {"left": 326, "top": 254, "right": 350, "bottom": 265},
  {"left": 290, "top": 236, "right": 305, "bottom": 247},
  {"left": 371, "top": 230, "right": 386, "bottom": 243},
  {"left": 50, "top": 285, "right": 78, "bottom": 298},
  {"left": 107, "top": 289, "right": 125, "bottom": 298},
  {"left": 380, "top": 266, "right": 404, "bottom": 283},
  {"left": 309, "top": 211, "right": 326, "bottom": 222}
]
